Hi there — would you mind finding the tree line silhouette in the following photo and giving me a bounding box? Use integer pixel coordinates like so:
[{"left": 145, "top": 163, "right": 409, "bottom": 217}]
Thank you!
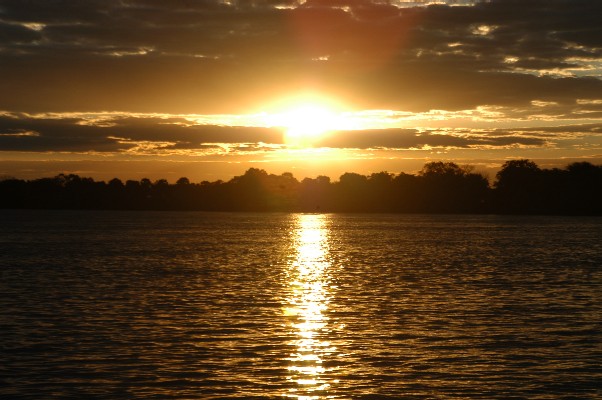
[{"left": 1, "top": 160, "right": 601, "bottom": 214}]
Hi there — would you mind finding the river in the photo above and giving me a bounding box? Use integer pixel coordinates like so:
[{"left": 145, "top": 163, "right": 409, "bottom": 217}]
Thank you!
[{"left": 1, "top": 211, "right": 600, "bottom": 398}]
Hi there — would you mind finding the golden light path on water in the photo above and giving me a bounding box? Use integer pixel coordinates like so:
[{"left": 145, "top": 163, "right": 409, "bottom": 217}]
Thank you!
[{"left": 283, "top": 214, "right": 338, "bottom": 399}]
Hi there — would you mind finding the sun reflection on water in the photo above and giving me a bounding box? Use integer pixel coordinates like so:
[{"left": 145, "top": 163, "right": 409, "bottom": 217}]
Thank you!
[{"left": 284, "top": 214, "right": 337, "bottom": 399}]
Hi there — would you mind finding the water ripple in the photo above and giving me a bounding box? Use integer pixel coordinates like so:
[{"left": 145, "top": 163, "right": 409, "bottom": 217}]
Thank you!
[{"left": 1, "top": 211, "right": 600, "bottom": 398}]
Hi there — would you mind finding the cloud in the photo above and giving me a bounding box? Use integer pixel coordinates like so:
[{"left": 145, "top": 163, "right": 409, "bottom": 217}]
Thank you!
[
  {"left": 0, "top": 0, "right": 601, "bottom": 182},
  {"left": 5, "top": 112, "right": 597, "bottom": 154},
  {"left": 0, "top": 0, "right": 600, "bottom": 114},
  {"left": 316, "top": 128, "right": 549, "bottom": 150},
  {"left": 0, "top": 113, "right": 284, "bottom": 152}
]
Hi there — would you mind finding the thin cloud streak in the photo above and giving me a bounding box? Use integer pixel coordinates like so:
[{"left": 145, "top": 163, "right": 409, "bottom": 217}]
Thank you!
[{"left": 2, "top": 112, "right": 600, "bottom": 155}]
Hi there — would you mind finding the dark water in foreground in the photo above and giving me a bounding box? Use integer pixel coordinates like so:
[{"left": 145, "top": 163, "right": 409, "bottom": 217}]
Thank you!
[{"left": 1, "top": 211, "right": 601, "bottom": 399}]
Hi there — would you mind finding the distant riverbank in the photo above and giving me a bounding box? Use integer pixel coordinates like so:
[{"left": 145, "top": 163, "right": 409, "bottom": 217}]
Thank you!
[{"left": 1, "top": 160, "right": 601, "bottom": 214}]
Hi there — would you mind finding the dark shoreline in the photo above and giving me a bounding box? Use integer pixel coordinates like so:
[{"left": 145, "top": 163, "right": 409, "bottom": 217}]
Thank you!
[{"left": 2, "top": 159, "right": 601, "bottom": 215}]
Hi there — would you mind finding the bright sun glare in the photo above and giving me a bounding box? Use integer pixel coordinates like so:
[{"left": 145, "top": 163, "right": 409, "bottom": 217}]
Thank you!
[
  {"left": 262, "top": 95, "right": 357, "bottom": 146},
  {"left": 273, "top": 104, "right": 339, "bottom": 139}
]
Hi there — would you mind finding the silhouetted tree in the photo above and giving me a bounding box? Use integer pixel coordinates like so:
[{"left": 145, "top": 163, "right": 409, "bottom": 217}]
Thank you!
[
  {"left": 565, "top": 162, "right": 602, "bottom": 214},
  {"left": 335, "top": 172, "right": 369, "bottom": 212},
  {"left": 1, "top": 160, "right": 600, "bottom": 214},
  {"left": 392, "top": 172, "right": 420, "bottom": 212},
  {"left": 299, "top": 175, "right": 332, "bottom": 212},
  {"left": 171, "top": 177, "right": 195, "bottom": 210},
  {"left": 0, "top": 178, "right": 27, "bottom": 208},
  {"left": 368, "top": 172, "right": 396, "bottom": 212},
  {"left": 227, "top": 168, "right": 273, "bottom": 211},
  {"left": 494, "top": 159, "right": 542, "bottom": 213},
  {"left": 176, "top": 177, "right": 190, "bottom": 186},
  {"left": 419, "top": 162, "right": 489, "bottom": 213},
  {"left": 106, "top": 178, "right": 125, "bottom": 209}
]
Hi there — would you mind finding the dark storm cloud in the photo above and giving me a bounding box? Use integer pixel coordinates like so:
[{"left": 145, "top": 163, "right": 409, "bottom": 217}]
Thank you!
[{"left": 0, "top": 0, "right": 601, "bottom": 114}]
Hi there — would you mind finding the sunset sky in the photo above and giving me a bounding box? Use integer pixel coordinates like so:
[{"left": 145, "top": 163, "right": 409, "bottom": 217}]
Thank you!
[{"left": 1, "top": 0, "right": 601, "bottom": 182}]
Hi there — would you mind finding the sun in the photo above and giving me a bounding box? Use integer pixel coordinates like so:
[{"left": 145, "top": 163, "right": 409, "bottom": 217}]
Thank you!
[
  {"left": 261, "top": 94, "right": 355, "bottom": 146},
  {"left": 273, "top": 104, "right": 340, "bottom": 139}
]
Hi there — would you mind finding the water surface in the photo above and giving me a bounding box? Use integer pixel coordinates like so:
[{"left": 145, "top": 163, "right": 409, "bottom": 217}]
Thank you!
[{"left": 1, "top": 211, "right": 601, "bottom": 398}]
